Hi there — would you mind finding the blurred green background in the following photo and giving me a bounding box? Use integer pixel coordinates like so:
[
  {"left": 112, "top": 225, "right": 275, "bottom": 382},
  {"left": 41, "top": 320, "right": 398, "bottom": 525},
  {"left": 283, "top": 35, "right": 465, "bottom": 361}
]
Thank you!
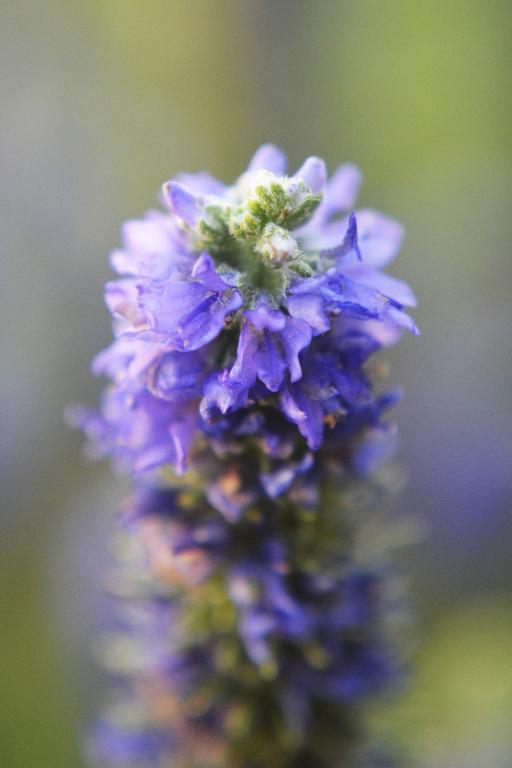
[{"left": 1, "top": 1, "right": 511, "bottom": 766}]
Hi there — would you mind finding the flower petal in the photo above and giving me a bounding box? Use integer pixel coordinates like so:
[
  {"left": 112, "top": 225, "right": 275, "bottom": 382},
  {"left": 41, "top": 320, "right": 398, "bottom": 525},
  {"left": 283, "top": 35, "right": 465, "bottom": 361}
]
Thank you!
[
  {"left": 191, "top": 252, "right": 230, "bottom": 291},
  {"left": 162, "top": 182, "right": 200, "bottom": 226},
  {"left": 321, "top": 212, "right": 361, "bottom": 263},
  {"left": 281, "top": 318, "right": 311, "bottom": 383},
  {"left": 246, "top": 143, "right": 288, "bottom": 174},
  {"left": 174, "top": 171, "right": 226, "bottom": 197},
  {"left": 356, "top": 209, "right": 405, "bottom": 268},
  {"left": 245, "top": 304, "right": 286, "bottom": 332},
  {"left": 254, "top": 330, "right": 286, "bottom": 392},
  {"left": 280, "top": 384, "right": 324, "bottom": 450},
  {"left": 326, "top": 163, "right": 362, "bottom": 212},
  {"left": 148, "top": 351, "right": 204, "bottom": 401},
  {"left": 286, "top": 292, "right": 330, "bottom": 336},
  {"left": 294, "top": 156, "right": 327, "bottom": 194},
  {"left": 344, "top": 264, "right": 417, "bottom": 307},
  {"left": 138, "top": 281, "right": 207, "bottom": 335}
]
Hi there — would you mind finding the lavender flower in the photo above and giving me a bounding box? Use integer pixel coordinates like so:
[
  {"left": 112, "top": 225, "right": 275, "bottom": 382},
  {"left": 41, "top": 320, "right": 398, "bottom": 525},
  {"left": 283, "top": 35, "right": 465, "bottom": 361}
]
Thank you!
[{"left": 72, "top": 145, "right": 417, "bottom": 768}]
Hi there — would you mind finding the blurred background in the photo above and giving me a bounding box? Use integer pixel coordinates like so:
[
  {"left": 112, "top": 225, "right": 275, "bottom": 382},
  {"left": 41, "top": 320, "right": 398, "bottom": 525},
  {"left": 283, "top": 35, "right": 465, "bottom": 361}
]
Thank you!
[{"left": 1, "top": 1, "right": 511, "bottom": 765}]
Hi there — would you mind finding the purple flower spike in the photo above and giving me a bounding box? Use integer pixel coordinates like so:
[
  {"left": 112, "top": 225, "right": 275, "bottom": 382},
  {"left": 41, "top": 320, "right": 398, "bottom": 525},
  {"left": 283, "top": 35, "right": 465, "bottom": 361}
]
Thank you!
[
  {"left": 72, "top": 144, "right": 417, "bottom": 767},
  {"left": 77, "top": 145, "right": 417, "bottom": 472}
]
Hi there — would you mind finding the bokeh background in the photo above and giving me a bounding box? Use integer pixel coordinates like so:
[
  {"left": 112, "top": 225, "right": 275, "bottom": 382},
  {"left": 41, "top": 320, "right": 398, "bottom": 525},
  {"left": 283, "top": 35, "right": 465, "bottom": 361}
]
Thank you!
[{"left": 1, "top": 1, "right": 511, "bottom": 766}]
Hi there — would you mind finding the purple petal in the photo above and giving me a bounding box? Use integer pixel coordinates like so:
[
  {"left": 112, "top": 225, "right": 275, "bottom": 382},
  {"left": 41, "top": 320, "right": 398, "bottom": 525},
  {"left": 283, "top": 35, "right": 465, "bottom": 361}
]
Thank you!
[
  {"left": 230, "top": 320, "right": 289, "bottom": 395},
  {"left": 281, "top": 318, "right": 312, "bottom": 382},
  {"left": 191, "top": 252, "right": 230, "bottom": 291},
  {"left": 148, "top": 351, "right": 204, "bottom": 401},
  {"left": 326, "top": 163, "right": 362, "bottom": 212},
  {"left": 285, "top": 292, "right": 330, "bottom": 336},
  {"left": 321, "top": 273, "right": 401, "bottom": 322},
  {"left": 200, "top": 370, "right": 250, "bottom": 418},
  {"left": 321, "top": 212, "right": 361, "bottom": 263},
  {"left": 229, "top": 323, "right": 259, "bottom": 387},
  {"left": 324, "top": 274, "right": 418, "bottom": 335},
  {"left": 254, "top": 330, "right": 286, "bottom": 392},
  {"left": 343, "top": 264, "right": 417, "bottom": 307},
  {"left": 279, "top": 385, "right": 324, "bottom": 450},
  {"left": 162, "top": 182, "right": 200, "bottom": 226},
  {"left": 348, "top": 318, "right": 403, "bottom": 347},
  {"left": 138, "top": 279, "right": 241, "bottom": 350},
  {"left": 138, "top": 281, "right": 207, "bottom": 335},
  {"left": 109, "top": 248, "right": 136, "bottom": 276},
  {"left": 245, "top": 303, "right": 286, "bottom": 332},
  {"left": 246, "top": 143, "right": 288, "bottom": 174},
  {"left": 356, "top": 209, "right": 405, "bottom": 267},
  {"left": 133, "top": 444, "right": 176, "bottom": 474},
  {"left": 386, "top": 306, "right": 420, "bottom": 335},
  {"left": 104, "top": 279, "right": 145, "bottom": 328},
  {"left": 289, "top": 274, "right": 326, "bottom": 295},
  {"left": 176, "top": 290, "right": 242, "bottom": 350},
  {"left": 111, "top": 211, "right": 187, "bottom": 281},
  {"left": 168, "top": 410, "right": 197, "bottom": 474},
  {"left": 92, "top": 338, "right": 161, "bottom": 382},
  {"left": 261, "top": 453, "right": 313, "bottom": 498},
  {"left": 294, "top": 156, "right": 327, "bottom": 194},
  {"left": 294, "top": 163, "right": 362, "bottom": 237},
  {"left": 122, "top": 215, "right": 172, "bottom": 259},
  {"left": 174, "top": 171, "right": 226, "bottom": 197}
]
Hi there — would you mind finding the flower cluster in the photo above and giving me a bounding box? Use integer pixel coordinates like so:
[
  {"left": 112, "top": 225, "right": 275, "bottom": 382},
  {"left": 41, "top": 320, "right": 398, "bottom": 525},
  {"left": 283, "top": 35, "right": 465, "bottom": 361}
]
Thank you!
[
  {"left": 74, "top": 144, "right": 416, "bottom": 473},
  {"left": 73, "top": 145, "right": 416, "bottom": 768}
]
